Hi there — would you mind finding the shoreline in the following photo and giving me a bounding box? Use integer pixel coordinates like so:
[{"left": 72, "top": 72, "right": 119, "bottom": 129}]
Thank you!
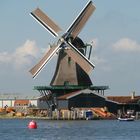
[{"left": 0, "top": 115, "right": 117, "bottom": 120}]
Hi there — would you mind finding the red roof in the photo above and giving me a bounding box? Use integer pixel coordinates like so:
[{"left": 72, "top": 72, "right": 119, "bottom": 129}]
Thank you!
[
  {"left": 107, "top": 96, "right": 140, "bottom": 104},
  {"left": 14, "top": 100, "right": 30, "bottom": 106}
]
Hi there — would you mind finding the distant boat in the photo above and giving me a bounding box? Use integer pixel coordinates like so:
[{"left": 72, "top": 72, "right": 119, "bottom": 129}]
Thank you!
[{"left": 118, "top": 117, "right": 134, "bottom": 121}]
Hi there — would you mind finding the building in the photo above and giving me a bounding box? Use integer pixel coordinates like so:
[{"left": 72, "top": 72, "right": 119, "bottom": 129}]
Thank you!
[
  {"left": 0, "top": 91, "right": 140, "bottom": 116},
  {"left": 0, "top": 93, "right": 38, "bottom": 108},
  {"left": 57, "top": 89, "right": 106, "bottom": 109},
  {"left": 56, "top": 90, "right": 140, "bottom": 115},
  {"left": 106, "top": 93, "right": 140, "bottom": 114}
]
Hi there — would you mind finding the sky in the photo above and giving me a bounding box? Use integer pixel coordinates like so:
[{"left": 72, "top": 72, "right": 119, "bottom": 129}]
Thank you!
[{"left": 0, "top": 0, "right": 140, "bottom": 96}]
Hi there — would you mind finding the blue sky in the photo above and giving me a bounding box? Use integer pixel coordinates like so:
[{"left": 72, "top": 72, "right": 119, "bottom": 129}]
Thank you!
[{"left": 0, "top": 0, "right": 140, "bottom": 96}]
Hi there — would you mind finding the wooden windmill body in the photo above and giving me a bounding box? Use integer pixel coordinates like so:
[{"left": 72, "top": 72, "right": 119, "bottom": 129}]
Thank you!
[
  {"left": 29, "top": 1, "right": 95, "bottom": 88},
  {"left": 51, "top": 37, "right": 92, "bottom": 86}
]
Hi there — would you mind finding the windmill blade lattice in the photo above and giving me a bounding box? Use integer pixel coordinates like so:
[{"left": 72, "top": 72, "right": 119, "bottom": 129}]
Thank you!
[
  {"left": 29, "top": 0, "right": 96, "bottom": 78},
  {"left": 31, "top": 8, "right": 62, "bottom": 37},
  {"left": 66, "top": 0, "right": 95, "bottom": 39},
  {"left": 65, "top": 41, "right": 95, "bottom": 74},
  {"left": 29, "top": 44, "right": 60, "bottom": 78}
]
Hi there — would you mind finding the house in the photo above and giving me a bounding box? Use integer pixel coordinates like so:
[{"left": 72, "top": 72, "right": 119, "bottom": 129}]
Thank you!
[
  {"left": 14, "top": 100, "right": 30, "bottom": 107},
  {"left": 106, "top": 93, "right": 140, "bottom": 114},
  {"left": 14, "top": 100, "right": 30, "bottom": 112},
  {"left": 57, "top": 89, "right": 106, "bottom": 109}
]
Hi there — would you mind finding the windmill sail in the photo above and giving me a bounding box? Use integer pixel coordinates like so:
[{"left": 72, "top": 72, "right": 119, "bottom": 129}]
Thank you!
[
  {"left": 30, "top": 8, "right": 62, "bottom": 37},
  {"left": 29, "top": 1, "right": 96, "bottom": 78},
  {"left": 29, "top": 44, "right": 60, "bottom": 78},
  {"left": 66, "top": 41, "right": 95, "bottom": 74},
  {"left": 66, "top": 0, "right": 96, "bottom": 38}
]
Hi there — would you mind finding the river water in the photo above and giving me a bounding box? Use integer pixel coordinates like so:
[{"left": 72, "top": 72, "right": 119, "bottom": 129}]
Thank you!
[{"left": 0, "top": 119, "right": 139, "bottom": 140}]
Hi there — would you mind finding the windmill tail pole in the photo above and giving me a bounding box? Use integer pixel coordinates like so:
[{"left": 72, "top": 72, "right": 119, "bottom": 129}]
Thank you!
[{"left": 85, "top": 43, "right": 92, "bottom": 60}]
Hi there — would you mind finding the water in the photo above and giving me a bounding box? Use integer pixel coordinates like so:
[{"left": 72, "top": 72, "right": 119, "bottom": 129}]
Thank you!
[{"left": 0, "top": 119, "right": 139, "bottom": 140}]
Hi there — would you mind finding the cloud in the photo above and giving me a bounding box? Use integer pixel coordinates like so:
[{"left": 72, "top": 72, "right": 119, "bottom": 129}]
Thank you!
[
  {"left": 14, "top": 40, "right": 40, "bottom": 69},
  {"left": 15, "top": 40, "right": 39, "bottom": 58},
  {"left": 0, "top": 40, "right": 40, "bottom": 69},
  {"left": 92, "top": 55, "right": 106, "bottom": 65},
  {"left": 113, "top": 38, "right": 140, "bottom": 52},
  {"left": 92, "top": 55, "right": 111, "bottom": 72}
]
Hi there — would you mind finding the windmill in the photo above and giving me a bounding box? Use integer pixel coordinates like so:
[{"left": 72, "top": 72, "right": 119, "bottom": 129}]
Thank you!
[
  {"left": 29, "top": 1, "right": 99, "bottom": 110},
  {"left": 30, "top": 0, "right": 95, "bottom": 80}
]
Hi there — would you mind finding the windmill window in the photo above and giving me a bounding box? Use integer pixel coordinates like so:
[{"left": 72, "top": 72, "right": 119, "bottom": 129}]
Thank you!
[{"left": 68, "top": 57, "right": 71, "bottom": 64}]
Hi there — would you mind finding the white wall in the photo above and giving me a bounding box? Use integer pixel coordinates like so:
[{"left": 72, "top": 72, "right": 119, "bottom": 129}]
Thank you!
[
  {"left": 0, "top": 101, "right": 3, "bottom": 108},
  {"left": 30, "top": 100, "right": 38, "bottom": 107},
  {"left": 0, "top": 99, "right": 40, "bottom": 108},
  {"left": 0, "top": 100, "right": 13, "bottom": 108}
]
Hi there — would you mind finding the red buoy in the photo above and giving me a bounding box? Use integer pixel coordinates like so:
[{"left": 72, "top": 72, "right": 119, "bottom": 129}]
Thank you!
[{"left": 28, "top": 120, "right": 37, "bottom": 129}]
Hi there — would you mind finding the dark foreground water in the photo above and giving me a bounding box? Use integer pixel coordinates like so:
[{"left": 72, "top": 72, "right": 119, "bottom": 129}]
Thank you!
[{"left": 0, "top": 119, "right": 139, "bottom": 140}]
